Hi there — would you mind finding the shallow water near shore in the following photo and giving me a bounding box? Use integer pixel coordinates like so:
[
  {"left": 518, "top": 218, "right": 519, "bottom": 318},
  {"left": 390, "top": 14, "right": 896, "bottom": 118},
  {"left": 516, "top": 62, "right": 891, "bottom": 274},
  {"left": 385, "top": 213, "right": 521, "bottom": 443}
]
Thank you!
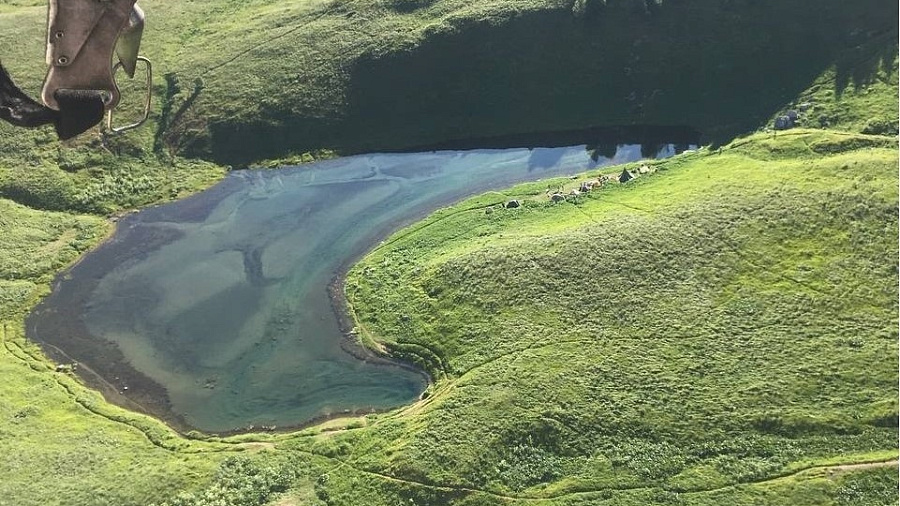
[{"left": 28, "top": 144, "right": 684, "bottom": 432}]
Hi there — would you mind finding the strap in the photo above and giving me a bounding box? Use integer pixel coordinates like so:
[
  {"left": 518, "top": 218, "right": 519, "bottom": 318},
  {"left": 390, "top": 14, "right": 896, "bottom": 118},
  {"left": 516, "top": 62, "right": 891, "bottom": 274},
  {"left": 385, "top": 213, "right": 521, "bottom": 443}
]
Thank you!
[
  {"left": 1, "top": 62, "right": 105, "bottom": 140},
  {"left": 45, "top": 0, "right": 109, "bottom": 68},
  {"left": 0, "top": 61, "right": 58, "bottom": 129}
]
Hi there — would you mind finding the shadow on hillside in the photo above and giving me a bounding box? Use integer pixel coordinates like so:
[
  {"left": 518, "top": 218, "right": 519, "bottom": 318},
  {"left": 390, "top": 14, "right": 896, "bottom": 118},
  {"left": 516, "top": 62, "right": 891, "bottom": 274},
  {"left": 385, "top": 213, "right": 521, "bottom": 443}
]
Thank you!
[
  {"left": 206, "top": 0, "right": 897, "bottom": 164},
  {"left": 835, "top": 34, "right": 898, "bottom": 96},
  {"left": 343, "top": 0, "right": 897, "bottom": 150}
]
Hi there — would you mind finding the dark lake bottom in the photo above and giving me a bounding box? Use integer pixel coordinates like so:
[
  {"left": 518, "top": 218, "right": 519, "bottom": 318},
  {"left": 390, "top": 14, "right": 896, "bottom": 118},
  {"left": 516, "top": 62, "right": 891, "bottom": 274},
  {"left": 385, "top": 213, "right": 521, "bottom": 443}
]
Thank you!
[{"left": 27, "top": 144, "right": 689, "bottom": 433}]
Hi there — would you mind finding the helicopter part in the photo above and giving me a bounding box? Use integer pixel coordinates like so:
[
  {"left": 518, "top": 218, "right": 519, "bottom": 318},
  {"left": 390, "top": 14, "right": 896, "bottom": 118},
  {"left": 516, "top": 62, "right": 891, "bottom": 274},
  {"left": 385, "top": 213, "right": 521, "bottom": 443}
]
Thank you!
[
  {"left": 106, "top": 55, "right": 151, "bottom": 133},
  {"left": 38, "top": 0, "right": 151, "bottom": 138},
  {"left": 0, "top": 62, "right": 59, "bottom": 130}
]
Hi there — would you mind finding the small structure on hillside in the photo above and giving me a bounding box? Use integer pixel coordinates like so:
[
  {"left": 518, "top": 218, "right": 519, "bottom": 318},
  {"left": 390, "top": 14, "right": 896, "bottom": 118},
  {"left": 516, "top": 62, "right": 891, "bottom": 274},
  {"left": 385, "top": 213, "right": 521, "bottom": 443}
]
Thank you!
[
  {"left": 619, "top": 169, "right": 634, "bottom": 183},
  {"left": 774, "top": 114, "right": 795, "bottom": 130},
  {"left": 55, "top": 363, "right": 77, "bottom": 373}
]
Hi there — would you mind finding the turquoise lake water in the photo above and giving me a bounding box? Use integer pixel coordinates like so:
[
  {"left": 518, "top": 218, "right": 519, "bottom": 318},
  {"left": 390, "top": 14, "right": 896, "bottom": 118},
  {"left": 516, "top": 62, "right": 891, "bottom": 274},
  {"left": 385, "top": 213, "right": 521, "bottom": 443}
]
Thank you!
[{"left": 29, "top": 144, "right": 681, "bottom": 432}]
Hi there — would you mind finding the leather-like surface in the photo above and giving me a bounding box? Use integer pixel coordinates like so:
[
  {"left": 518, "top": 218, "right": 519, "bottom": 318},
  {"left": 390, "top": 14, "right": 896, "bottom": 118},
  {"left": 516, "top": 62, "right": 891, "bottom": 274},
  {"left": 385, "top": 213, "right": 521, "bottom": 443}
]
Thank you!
[
  {"left": 54, "top": 88, "right": 105, "bottom": 140},
  {"left": 42, "top": 0, "right": 137, "bottom": 111},
  {"left": 0, "top": 61, "right": 58, "bottom": 129}
]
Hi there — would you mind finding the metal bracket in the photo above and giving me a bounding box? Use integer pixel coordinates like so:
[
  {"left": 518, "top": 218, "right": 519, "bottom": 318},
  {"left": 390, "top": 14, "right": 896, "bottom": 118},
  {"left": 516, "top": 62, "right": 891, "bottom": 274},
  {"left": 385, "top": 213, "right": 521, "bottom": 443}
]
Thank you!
[
  {"left": 40, "top": 0, "right": 151, "bottom": 139},
  {"left": 106, "top": 56, "right": 152, "bottom": 133}
]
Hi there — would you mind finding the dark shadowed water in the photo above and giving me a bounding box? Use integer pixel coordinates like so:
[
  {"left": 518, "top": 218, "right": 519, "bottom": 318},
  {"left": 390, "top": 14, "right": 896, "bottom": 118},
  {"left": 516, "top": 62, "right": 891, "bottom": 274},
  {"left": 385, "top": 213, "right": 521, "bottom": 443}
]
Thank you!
[{"left": 28, "top": 144, "right": 684, "bottom": 432}]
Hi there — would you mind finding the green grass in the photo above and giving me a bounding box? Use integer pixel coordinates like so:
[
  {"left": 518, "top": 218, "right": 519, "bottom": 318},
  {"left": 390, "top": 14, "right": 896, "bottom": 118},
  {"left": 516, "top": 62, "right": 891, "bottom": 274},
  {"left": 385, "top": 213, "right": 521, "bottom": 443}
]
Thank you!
[
  {"left": 1, "top": 129, "right": 896, "bottom": 505},
  {"left": 1, "top": 0, "right": 897, "bottom": 167},
  {"left": 0, "top": 200, "right": 235, "bottom": 505},
  {"left": 0, "top": 200, "right": 105, "bottom": 319},
  {"left": 0, "top": 0, "right": 897, "bottom": 504},
  {"left": 337, "top": 129, "right": 898, "bottom": 503}
]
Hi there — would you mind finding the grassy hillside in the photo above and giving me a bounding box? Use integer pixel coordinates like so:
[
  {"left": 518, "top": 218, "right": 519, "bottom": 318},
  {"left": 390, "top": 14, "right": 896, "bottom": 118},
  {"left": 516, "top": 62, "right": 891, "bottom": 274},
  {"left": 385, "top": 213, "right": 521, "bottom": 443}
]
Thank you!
[
  {"left": 1, "top": 0, "right": 896, "bottom": 211},
  {"left": 0, "top": 0, "right": 896, "bottom": 212},
  {"left": 341, "top": 128, "right": 898, "bottom": 503},
  {"left": 0, "top": 0, "right": 897, "bottom": 504},
  {"left": 1, "top": 0, "right": 897, "bottom": 168}
]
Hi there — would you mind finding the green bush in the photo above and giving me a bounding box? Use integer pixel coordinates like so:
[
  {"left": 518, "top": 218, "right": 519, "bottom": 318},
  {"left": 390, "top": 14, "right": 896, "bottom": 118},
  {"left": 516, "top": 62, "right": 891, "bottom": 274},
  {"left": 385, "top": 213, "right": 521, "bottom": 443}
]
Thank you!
[
  {"left": 861, "top": 117, "right": 899, "bottom": 136},
  {"left": 154, "top": 456, "right": 301, "bottom": 506}
]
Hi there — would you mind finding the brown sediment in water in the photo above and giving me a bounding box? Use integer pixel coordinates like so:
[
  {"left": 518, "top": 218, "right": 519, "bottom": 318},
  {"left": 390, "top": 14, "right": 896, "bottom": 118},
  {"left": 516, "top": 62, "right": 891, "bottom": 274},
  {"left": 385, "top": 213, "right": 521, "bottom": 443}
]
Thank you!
[
  {"left": 25, "top": 181, "right": 235, "bottom": 434},
  {"left": 25, "top": 179, "right": 430, "bottom": 438},
  {"left": 26, "top": 140, "right": 686, "bottom": 436},
  {"left": 27, "top": 219, "right": 197, "bottom": 433},
  {"left": 328, "top": 271, "right": 433, "bottom": 381}
]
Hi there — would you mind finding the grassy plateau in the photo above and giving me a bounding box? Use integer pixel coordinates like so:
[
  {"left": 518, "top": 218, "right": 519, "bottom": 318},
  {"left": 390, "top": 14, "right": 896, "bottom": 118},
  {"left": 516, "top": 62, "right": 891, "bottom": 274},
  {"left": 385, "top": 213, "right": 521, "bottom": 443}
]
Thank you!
[{"left": 0, "top": 0, "right": 897, "bottom": 504}]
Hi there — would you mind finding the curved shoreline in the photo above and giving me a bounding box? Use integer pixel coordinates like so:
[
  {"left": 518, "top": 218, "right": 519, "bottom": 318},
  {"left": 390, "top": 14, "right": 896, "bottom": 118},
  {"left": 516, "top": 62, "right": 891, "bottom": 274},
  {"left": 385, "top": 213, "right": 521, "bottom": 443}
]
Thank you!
[
  {"left": 328, "top": 270, "right": 435, "bottom": 380},
  {"left": 25, "top": 141, "right": 680, "bottom": 435},
  {"left": 28, "top": 228, "right": 431, "bottom": 439},
  {"left": 27, "top": 217, "right": 200, "bottom": 435},
  {"left": 25, "top": 170, "right": 436, "bottom": 437}
]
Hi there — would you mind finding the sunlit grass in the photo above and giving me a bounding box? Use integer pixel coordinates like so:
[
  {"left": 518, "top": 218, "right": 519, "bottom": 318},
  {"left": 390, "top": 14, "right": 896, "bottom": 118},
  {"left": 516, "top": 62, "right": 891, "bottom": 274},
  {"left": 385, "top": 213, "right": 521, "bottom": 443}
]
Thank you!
[
  {"left": 344, "top": 130, "right": 898, "bottom": 500},
  {"left": 0, "top": 0, "right": 896, "bottom": 504}
]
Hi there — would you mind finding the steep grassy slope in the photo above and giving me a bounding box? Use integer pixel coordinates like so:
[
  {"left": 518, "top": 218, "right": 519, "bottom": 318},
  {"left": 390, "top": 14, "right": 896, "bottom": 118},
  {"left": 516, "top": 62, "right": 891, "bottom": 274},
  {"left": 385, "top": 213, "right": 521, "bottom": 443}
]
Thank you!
[
  {"left": 1, "top": 0, "right": 896, "bottom": 212},
  {"left": 1, "top": 0, "right": 897, "bottom": 168},
  {"left": 0, "top": 0, "right": 897, "bottom": 505},
  {"left": 337, "top": 128, "right": 898, "bottom": 504}
]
